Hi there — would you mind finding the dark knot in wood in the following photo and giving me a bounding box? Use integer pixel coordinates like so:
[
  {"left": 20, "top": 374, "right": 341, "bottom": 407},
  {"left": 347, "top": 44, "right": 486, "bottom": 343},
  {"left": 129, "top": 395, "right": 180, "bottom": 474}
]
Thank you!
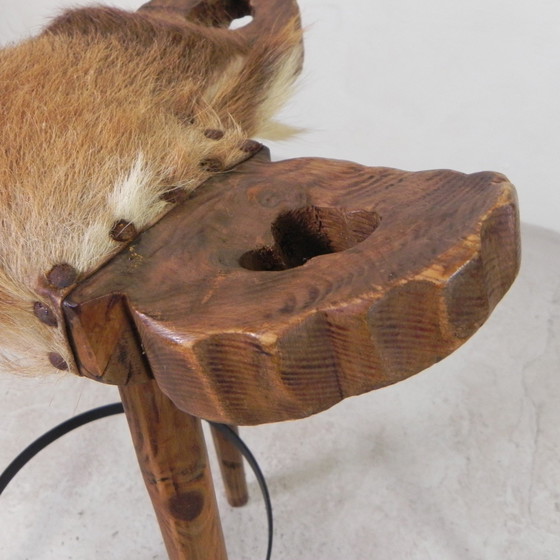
[{"left": 168, "top": 491, "right": 204, "bottom": 522}]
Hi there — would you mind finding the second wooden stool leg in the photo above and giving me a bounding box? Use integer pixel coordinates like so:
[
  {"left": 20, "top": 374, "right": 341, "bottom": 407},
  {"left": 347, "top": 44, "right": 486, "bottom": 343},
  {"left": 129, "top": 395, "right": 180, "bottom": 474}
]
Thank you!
[
  {"left": 119, "top": 379, "right": 227, "bottom": 560},
  {"left": 211, "top": 425, "right": 249, "bottom": 507}
]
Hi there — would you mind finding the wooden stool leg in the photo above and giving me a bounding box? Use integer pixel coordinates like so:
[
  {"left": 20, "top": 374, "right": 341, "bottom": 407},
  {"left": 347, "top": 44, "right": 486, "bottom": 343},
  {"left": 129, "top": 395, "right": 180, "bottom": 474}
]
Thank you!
[
  {"left": 211, "top": 425, "right": 249, "bottom": 507},
  {"left": 119, "top": 380, "right": 228, "bottom": 560}
]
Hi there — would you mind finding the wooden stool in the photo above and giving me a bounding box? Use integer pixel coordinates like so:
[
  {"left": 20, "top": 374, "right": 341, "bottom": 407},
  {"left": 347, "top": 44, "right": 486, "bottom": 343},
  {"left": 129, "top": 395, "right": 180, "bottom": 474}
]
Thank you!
[{"left": 57, "top": 147, "right": 519, "bottom": 558}]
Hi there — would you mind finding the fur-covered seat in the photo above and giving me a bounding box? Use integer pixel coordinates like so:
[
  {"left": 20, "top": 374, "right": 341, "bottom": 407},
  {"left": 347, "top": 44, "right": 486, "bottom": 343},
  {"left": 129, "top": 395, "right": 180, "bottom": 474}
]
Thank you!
[{"left": 0, "top": 0, "right": 302, "bottom": 376}]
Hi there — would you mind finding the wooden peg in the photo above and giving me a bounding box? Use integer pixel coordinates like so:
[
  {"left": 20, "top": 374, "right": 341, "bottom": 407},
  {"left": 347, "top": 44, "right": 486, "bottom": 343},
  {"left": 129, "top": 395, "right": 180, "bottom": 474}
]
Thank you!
[{"left": 211, "top": 425, "right": 249, "bottom": 507}]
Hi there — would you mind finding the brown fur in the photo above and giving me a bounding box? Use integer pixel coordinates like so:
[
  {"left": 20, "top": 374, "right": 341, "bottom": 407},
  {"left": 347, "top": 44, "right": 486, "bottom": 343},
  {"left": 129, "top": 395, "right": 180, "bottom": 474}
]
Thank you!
[{"left": 0, "top": 1, "right": 303, "bottom": 375}]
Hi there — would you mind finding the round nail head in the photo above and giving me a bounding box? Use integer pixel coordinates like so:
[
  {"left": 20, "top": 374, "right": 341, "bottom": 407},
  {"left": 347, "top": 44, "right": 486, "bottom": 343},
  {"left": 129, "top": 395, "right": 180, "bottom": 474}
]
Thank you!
[
  {"left": 160, "top": 188, "right": 188, "bottom": 204},
  {"left": 240, "top": 139, "right": 262, "bottom": 154},
  {"left": 204, "top": 129, "right": 225, "bottom": 140},
  {"left": 47, "top": 263, "right": 78, "bottom": 289},
  {"left": 110, "top": 219, "right": 138, "bottom": 243},
  {"left": 199, "top": 158, "right": 223, "bottom": 172},
  {"left": 48, "top": 352, "right": 69, "bottom": 371},
  {"left": 33, "top": 301, "right": 58, "bottom": 327}
]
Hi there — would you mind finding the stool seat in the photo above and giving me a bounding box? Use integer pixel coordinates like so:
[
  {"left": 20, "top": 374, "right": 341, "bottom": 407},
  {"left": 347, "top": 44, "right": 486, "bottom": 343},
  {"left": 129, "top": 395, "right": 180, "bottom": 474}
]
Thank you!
[{"left": 64, "top": 148, "right": 520, "bottom": 425}]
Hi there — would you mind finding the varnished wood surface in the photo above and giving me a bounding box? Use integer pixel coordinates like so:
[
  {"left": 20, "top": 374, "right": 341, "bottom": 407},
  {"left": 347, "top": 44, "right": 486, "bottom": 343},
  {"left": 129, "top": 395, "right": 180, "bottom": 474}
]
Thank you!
[
  {"left": 120, "top": 380, "right": 228, "bottom": 560},
  {"left": 211, "top": 425, "right": 249, "bottom": 507},
  {"left": 66, "top": 152, "right": 520, "bottom": 424}
]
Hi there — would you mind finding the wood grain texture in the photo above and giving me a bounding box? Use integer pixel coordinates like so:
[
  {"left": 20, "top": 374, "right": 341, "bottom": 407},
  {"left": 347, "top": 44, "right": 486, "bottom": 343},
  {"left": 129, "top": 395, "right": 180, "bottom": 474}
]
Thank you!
[
  {"left": 211, "top": 425, "right": 249, "bottom": 507},
  {"left": 65, "top": 153, "right": 520, "bottom": 425},
  {"left": 120, "top": 379, "right": 227, "bottom": 560},
  {"left": 64, "top": 294, "right": 152, "bottom": 384}
]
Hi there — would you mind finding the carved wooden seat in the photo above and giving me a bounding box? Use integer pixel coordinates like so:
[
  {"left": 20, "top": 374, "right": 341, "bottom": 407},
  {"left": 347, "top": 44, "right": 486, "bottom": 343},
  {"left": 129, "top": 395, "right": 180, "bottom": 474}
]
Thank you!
[{"left": 63, "top": 147, "right": 519, "bottom": 558}]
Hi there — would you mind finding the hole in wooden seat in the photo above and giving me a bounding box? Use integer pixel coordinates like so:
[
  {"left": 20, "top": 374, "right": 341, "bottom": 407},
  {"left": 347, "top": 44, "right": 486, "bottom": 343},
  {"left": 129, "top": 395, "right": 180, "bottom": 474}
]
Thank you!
[{"left": 239, "top": 206, "right": 381, "bottom": 271}]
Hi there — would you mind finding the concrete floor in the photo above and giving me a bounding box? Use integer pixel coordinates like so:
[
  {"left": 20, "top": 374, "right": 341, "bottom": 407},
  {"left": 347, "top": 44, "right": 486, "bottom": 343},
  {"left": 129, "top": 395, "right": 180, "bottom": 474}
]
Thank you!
[{"left": 1, "top": 223, "right": 559, "bottom": 560}]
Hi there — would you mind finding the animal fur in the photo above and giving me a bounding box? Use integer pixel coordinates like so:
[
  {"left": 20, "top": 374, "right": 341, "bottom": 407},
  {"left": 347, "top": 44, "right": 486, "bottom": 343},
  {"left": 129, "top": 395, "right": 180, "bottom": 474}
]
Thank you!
[{"left": 0, "top": 1, "right": 303, "bottom": 376}]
